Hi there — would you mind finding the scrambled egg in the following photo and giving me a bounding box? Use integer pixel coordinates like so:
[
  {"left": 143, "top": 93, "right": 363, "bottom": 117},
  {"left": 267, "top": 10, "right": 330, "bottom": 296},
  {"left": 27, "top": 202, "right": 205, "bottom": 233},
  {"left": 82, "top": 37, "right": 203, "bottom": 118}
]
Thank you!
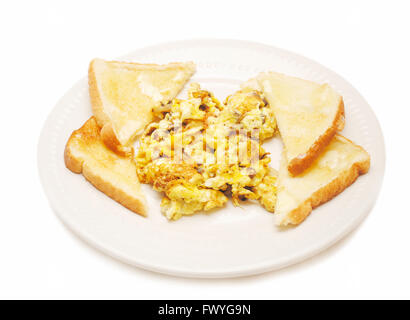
[{"left": 135, "top": 83, "right": 278, "bottom": 220}]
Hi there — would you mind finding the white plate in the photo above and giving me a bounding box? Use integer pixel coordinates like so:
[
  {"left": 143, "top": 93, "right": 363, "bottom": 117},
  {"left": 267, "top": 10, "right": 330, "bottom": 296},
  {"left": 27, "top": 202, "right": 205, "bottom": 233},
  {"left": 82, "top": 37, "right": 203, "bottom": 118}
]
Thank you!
[{"left": 38, "top": 39, "right": 385, "bottom": 278}]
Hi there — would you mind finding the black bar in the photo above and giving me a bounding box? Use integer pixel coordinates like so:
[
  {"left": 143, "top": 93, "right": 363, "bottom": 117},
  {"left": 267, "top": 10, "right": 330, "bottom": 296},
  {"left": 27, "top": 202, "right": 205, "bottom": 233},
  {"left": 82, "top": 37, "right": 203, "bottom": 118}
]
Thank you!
[{"left": 0, "top": 300, "right": 407, "bottom": 318}]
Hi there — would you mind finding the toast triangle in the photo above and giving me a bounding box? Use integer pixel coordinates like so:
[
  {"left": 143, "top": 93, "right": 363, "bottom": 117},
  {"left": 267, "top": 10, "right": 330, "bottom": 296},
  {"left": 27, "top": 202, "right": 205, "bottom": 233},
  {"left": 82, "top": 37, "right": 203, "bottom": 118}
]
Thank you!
[
  {"left": 89, "top": 59, "right": 195, "bottom": 155},
  {"left": 275, "top": 134, "right": 370, "bottom": 226},
  {"left": 244, "top": 72, "right": 345, "bottom": 175},
  {"left": 64, "top": 117, "right": 147, "bottom": 216}
]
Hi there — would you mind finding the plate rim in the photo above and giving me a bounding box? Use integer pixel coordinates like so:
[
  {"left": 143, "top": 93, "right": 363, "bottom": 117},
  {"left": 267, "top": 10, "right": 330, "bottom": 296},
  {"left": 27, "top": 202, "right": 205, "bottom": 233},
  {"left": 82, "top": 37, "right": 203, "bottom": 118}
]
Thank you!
[{"left": 38, "top": 38, "right": 386, "bottom": 278}]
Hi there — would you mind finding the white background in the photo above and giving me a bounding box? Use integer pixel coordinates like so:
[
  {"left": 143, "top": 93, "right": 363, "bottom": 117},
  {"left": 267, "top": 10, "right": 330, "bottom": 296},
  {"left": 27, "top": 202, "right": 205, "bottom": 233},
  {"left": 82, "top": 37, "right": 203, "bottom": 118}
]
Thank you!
[{"left": 0, "top": 0, "right": 409, "bottom": 299}]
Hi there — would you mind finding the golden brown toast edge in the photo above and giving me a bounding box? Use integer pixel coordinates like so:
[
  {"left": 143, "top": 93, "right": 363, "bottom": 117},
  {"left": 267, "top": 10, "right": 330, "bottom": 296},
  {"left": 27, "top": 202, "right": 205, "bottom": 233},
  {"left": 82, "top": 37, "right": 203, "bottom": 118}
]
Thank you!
[
  {"left": 88, "top": 59, "right": 195, "bottom": 156},
  {"left": 284, "top": 135, "right": 370, "bottom": 225},
  {"left": 287, "top": 98, "right": 345, "bottom": 176},
  {"left": 64, "top": 117, "right": 147, "bottom": 217},
  {"left": 88, "top": 60, "right": 130, "bottom": 156}
]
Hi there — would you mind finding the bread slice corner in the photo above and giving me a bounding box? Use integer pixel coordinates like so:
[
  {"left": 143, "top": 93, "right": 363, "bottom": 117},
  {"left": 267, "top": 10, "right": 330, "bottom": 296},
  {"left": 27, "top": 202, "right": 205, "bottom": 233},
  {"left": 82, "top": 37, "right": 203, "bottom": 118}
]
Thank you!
[
  {"left": 253, "top": 71, "right": 345, "bottom": 176},
  {"left": 287, "top": 97, "right": 345, "bottom": 176},
  {"left": 64, "top": 117, "right": 147, "bottom": 216},
  {"left": 88, "top": 58, "right": 196, "bottom": 155},
  {"left": 275, "top": 134, "right": 370, "bottom": 226}
]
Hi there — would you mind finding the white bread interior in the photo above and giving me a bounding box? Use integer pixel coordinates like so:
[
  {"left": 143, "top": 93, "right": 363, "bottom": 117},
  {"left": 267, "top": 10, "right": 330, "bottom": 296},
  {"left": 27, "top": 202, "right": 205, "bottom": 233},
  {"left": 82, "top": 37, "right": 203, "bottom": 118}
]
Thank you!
[
  {"left": 88, "top": 59, "right": 196, "bottom": 154},
  {"left": 64, "top": 117, "right": 147, "bottom": 216},
  {"left": 275, "top": 134, "right": 370, "bottom": 226}
]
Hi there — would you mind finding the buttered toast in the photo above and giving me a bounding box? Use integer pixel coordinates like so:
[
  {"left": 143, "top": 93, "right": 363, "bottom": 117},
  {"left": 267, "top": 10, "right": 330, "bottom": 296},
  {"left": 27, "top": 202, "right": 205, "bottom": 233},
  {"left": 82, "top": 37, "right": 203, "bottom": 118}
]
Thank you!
[
  {"left": 244, "top": 72, "right": 344, "bottom": 176},
  {"left": 89, "top": 59, "right": 196, "bottom": 155},
  {"left": 275, "top": 135, "right": 370, "bottom": 226},
  {"left": 64, "top": 117, "right": 147, "bottom": 216}
]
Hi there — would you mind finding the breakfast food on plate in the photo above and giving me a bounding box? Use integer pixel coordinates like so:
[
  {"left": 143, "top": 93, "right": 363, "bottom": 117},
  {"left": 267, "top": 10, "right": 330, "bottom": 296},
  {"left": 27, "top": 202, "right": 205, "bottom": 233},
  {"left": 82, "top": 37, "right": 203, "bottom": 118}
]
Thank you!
[
  {"left": 135, "top": 83, "right": 278, "bottom": 220},
  {"left": 64, "top": 117, "right": 147, "bottom": 216},
  {"left": 88, "top": 59, "right": 196, "bottom": 155},
  {"left": 243, "top": 72, "right": 345, "bottom": 176},
  {"left": 274, "top": 134, "right": 370, "bottom": 226},
  {"left": 64, "top": 56, "right": 371, "bottom": 227}
]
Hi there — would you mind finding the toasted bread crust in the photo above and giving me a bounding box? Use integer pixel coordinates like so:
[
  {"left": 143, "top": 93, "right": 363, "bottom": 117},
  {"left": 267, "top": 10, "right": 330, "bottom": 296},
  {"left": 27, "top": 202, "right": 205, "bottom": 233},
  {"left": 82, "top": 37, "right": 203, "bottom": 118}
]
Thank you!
[
  {"left": 288, "top": 98, "right": 345, "bottom": 176},
  {"left": 88, "top": 59, "right": 195, "bottom": 156},
  {"left": 64, "top": 141, "right": 83, "bottom": 173},
  {"left": 64, "top": 117, "right": 147, "bottom": 217},
  {"left": 286, "top": 142, "right": 370, "bottom": 225},
  {"left": 89, "top": 60, "right": 129, "bottom": 156},
  {"left": 100, "top": 122, "right": 133, "bottom": 157},
  {"left": 88, "top": 60, "right": 110, "bottom": 128}
]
